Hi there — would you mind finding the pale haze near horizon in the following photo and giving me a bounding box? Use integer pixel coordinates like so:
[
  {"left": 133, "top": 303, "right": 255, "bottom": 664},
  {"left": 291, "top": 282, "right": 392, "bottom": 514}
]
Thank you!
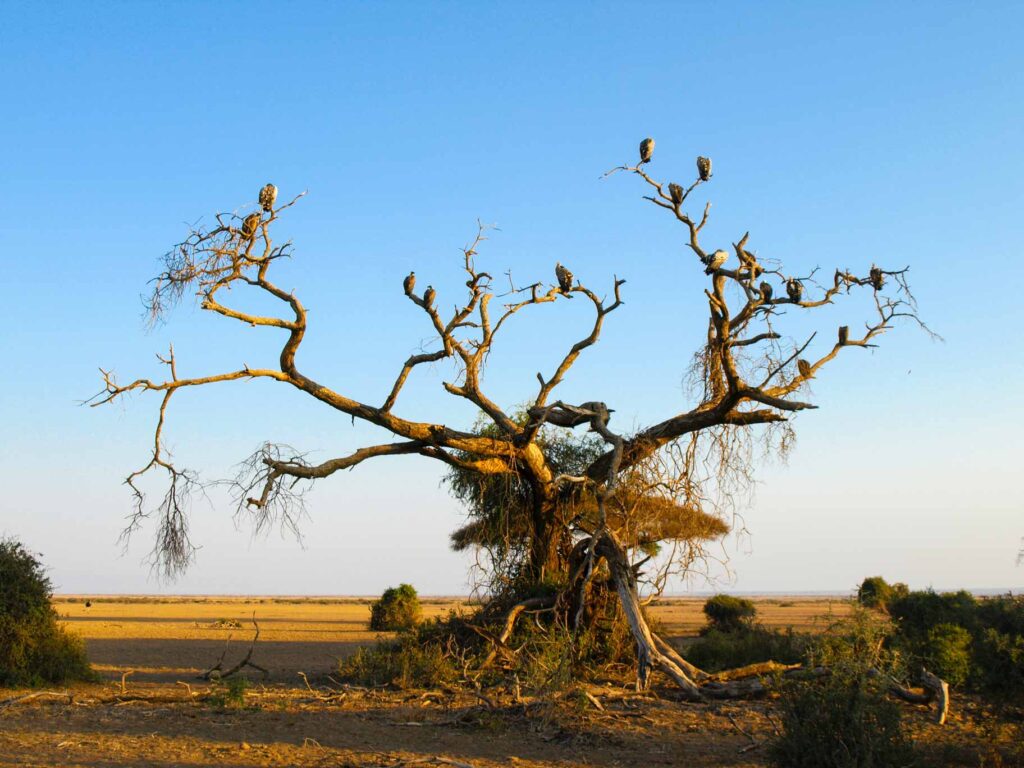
[{"left": 0, "top": 2, "right": 1021, "bottom": 596}]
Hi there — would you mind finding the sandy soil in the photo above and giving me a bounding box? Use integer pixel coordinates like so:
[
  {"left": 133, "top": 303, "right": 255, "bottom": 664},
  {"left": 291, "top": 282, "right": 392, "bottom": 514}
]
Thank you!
[{"left": 0, "top": 597, "right": 1013, "bottom": 767}]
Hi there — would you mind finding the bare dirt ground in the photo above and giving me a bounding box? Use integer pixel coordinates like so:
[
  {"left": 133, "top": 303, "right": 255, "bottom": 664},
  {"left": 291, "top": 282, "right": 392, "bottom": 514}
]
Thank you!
[{"left": 0, "top": 597, "right": 1016, "bottom": 767}]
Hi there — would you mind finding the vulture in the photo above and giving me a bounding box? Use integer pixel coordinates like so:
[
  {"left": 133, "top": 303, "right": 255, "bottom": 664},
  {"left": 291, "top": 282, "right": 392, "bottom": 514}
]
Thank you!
[
  {"left": 838, "top": 325, "right": 849, "bottom": 345},
  {"left": 240, "top": 213, "right": 261, "bottom": 241},
  {"left": 555, "top": 262, "right": 574, "bottom": 294},
  {"left": 577, "top": 401, "right": 613, "bottom": 426},
  {"left": 259, "top": 183, "right": 277, "bottom": 212},
  {"left": 423, "top": 285, "right": 436, "bottom": 308},
  {"left": 639, "top": 137, "right": 655, "bottom": 164},
  {"left": 668, "top": 182, "right": 684, "bottom": 205},
  {"left": 797, "top": 359, "right": 812, "bottom": 378},
  {"left": 705, "top": 249, "right": 728, "bottom": 275},
  {"left": 403, "top": 271, "right": 416, "bottom": 295},
  {"left": 526, "top": 402, "right": 614, "bottom": 429},
  {"left": 697, "top": 155, "right": 712, "bottom": 181},
  {"left": 786, "top": 278, "right": 803, "bottom": 302},
  {"left": 869, "top": 266, "right": 885, "bottom": 291},
  {"left": 760, "top": 281, "right": 774, "bottom": 301}
]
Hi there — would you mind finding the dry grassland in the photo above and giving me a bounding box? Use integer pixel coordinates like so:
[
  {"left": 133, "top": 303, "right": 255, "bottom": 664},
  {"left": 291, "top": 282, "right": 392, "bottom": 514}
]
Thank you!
[{"left": 0, "top": 596, "right": 1011, "bottom": 768}]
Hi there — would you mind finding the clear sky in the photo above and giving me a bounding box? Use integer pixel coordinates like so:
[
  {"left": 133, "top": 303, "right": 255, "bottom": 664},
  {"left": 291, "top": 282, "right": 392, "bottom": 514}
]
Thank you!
[{"left": 1, "top": 1, "right": 1021, "bottom": 596}]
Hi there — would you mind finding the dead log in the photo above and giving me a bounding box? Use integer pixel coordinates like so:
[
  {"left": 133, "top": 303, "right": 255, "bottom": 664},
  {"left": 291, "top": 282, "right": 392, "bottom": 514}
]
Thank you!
[
  {"left": 0, "top": 691, "right": 72, "bottom": 710},
  {"left": 920, "top": 668, "right": 950, "bottom": 724},
  {"left": 709, "top": 661, "right": 802, "bottom": 682}
]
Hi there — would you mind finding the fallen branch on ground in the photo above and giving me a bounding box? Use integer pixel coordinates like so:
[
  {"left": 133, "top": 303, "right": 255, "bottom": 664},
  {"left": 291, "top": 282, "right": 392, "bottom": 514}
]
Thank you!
[
  {"left": 199, "top": 611, "right": 269, "bottom": 680},
  {"left": 0, "top": 691, "right": 73, "bottom": 710}
]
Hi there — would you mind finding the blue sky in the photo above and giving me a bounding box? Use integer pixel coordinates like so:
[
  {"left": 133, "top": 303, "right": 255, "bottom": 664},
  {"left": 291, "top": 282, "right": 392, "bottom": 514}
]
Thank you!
[{"left": 0, "top": 1, "right": 1021, "bottom": 595}]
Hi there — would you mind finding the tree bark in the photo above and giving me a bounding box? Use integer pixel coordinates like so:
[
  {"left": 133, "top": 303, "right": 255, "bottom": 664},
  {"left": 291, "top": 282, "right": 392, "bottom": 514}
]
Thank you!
[{"left": 527, "top": 497, "right": 565, "bottom": 581}]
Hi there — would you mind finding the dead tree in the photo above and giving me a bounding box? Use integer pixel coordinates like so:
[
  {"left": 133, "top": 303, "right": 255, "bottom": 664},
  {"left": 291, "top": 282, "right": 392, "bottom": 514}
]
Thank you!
[{"left": 91, "top": 140, "right": 929, "bottom": 692}]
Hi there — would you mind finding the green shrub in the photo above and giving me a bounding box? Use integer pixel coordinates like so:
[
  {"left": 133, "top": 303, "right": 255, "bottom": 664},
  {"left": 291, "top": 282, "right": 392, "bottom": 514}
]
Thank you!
[
  {"left": 857, "top": 576, "right": 892, "bottom": 610},
  {"left": 369, "top": 583, "right": 422, "bottom": 632},
  {"left": 207, "top": 674, "right": 250, "bottom": 707},
  {"left": 920, "top": 623, "right": 972, "bottom": 687},
  {"left": 888, "top": 589, "right": 978, "bottom": 643},
  {"left": 769, "top": 672, "right": 915, "bottom": 768},
  {"left": 702, "top": 594, "right": 756, "bottom": 633},
  {"left": 976, "top": 594, "right": 1024, "bottom": 637},
  {"left": 856, "top": 576, "right": 907, "bottom": 611},
  {"left": 0, "top": 538, "right": 93, "bottom": 686},
  {"left": 809, "top": 607, "right": 905, "bottom": 680},
  {"left": 973, "top": 628, "right": 1024, "bottom": 703},
  {"left": 686, "top": 626, "right": 808, "bottom": 673},
  {"left": 339, "top": 633, "right": 456, "bottom": 688}
]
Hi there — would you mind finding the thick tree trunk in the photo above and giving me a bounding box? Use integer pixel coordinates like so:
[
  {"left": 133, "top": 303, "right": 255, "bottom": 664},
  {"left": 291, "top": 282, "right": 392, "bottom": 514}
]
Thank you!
[{"left": 527, "top": 497, "right": 566, "bottom": 581}]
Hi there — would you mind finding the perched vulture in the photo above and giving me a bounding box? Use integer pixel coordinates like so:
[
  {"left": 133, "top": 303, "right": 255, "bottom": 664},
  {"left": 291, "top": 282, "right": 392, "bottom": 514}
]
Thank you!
[
  {"left": 838, "top": 325, "right": 849, "bottom": 345},
  {"left": 760, "top": 281, "right": 774, "bottom": 301},
  {"left": 639, "top": 137, "right": 655, "bottom": 164},
  {"left": 555, "top": 261, "right": 574, "bottom": 294},
  {"left": 577, "top": 400, "right": 613, "bottom": 426},
  {"left": 697, "top": 155, "right": 712, "bottom": 181},
  {"left": 527, "top": 402, "right": 613, "bottom": 429},
  {"left": 869, "top": 266, "right": 885, "bottom": 291},
  {"left": 403, "top": 271, "right": 416, "bottom": 295},
  {"left": 668, "top": 182, "right": 684, "bottom": 205},
  {"left": 259, "top": 183, "right": 277, "bottom": 212},
  {"left": 797, "top": 359, "right": 812, "bottom": 378},
  {"left": 786, "top": 278, "right": 803, "bottom": 302},
  {"left": 240, "top": 213, "right": 261, "bottom": 241},
  {"left": 526, "top": 405, "right": 579, "bottom": 429},
  {"left": 423, "top": 285, "right": 436, "bottom": 308},
  {"left": 705, "top": 249, "right": 728, "bottom": 275}
]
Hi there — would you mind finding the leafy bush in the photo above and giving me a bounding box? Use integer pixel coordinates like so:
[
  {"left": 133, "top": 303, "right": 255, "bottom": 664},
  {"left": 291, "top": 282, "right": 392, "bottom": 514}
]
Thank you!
[
  {"left": 976, "top": 594, "right": 1024, "bottom": 637},
  {"left": 0, "top": 538, "right": 93, "bottom": 686},
  {"left": 686, "top": 626, "right": 808, "bottom": 673},
  {"left": 208, "top": 674, "right": 249, "bottom": 707},
  {"left": 769, "top": 672, "right": 915, "bottom": 768},
  {"left": 973, "top": 628, "right": 1024, "bottom": 703},
  {"left": 920, "top": 623, "right": 972, "bottom": 687},
  {"left": 339, "top": 633, "right": 456, "bottom": 688},
  {"left": 888, "top": 589, "right": 978, "bottom": 643},
  {"left": 808, "top": 607, "right": 906, "bottom": 679},
  {"left": 702, "top": 594, "right": 756, "bottom": 633},
  {"left": 883, "top": 589, "right": 1024, "bottom": 699},
  {"left": 369, "top": 583, "right": 422, "bottom": 632},
  {"left": 856, "top": 576, "right": 908, "bottom": 612}
]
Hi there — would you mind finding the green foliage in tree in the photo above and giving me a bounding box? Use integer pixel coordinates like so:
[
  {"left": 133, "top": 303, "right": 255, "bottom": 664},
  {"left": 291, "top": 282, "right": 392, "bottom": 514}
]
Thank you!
[
  {"left": 369, "top": 583, "right": 422, "bottom": 632},
  {"left": 0, "top": 537, "right": 93, "bottom": 686}
]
